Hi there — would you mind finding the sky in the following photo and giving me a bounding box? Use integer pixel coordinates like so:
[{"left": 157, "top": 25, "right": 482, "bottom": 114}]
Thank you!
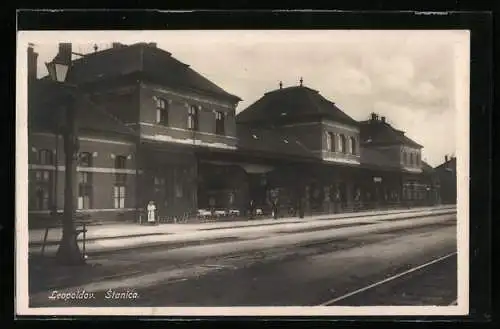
[{"left": 24, "top": 30, "right": 469, "bottom": 167}]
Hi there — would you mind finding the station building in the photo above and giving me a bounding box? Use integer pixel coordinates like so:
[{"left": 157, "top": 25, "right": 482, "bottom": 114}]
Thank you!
[{"left": 27, "top": 42, "right": 443, "bottom": 225}]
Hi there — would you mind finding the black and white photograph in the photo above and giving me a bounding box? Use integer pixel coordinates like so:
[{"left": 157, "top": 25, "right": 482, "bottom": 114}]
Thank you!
[{"left": 16, "top": 29, "right": 469, "bottom": 316}]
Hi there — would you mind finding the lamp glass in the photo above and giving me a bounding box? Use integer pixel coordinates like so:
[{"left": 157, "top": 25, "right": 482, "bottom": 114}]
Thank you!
[
  {"left": 55, "top": 63, "right": 69, "bottom": 82},
  {"left": 46, "top": 61, "right": 69, "bottom": 83}
]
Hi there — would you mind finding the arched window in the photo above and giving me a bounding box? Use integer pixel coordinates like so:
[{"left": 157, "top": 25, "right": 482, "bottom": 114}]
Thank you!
[
  {"left": 155, "top": 97, "right": 169, "bottom": 125},
  {"left": 410, "top": 153, "right": 414, "bottom": 166},
  {"left": 403, "top": 152, "right": 407, "bottom": 165},
  {"left": 38, "top": 149, "right": 53, "bottom": 165},
  {"left": 417, "top": 153, "right": 421, "bottom": 166},
  {"left": 350, "top": 136, "right": 357, "bottom": 155},
  {"left": 326, "top": 132, "right": 334, "bottom": 152},
  {"left": 188, "top": 105, "right": 199, "bottom": 130},
  {"left": 215, "top": 111, "right": 225, "bottom": 135},
  {"left": 340, "top": 134, "right": 347, "bottom": 153}
]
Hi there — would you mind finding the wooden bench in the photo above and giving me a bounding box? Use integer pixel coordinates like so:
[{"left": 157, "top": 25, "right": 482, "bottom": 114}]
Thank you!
[{"left": 40, "top": 213, "right": 92, "bottom": 257}]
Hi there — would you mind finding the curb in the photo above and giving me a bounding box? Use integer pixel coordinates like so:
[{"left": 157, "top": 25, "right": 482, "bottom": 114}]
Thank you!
[
  {"left": 33, "top": 209, "right": 457, "bottom": 258},
  {"left": 29, "top": 206, "right": 456, "bottom": 247}
]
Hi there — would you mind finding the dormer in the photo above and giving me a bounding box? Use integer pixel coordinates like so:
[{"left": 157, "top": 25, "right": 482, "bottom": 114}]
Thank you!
[{"left": 321, "top": 120, "right": 360, "bottom": 165}]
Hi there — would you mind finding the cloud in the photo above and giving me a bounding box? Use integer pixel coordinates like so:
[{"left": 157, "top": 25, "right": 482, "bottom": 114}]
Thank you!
[
  {"left": 409, "top": 81, "right": 445, "bottom": 105},
  {"left": 330, "top": 66, "right": 372, "bottom": 96},
  {"left": 371, "top": 101, "right": 455, "bottom": 167},
  {"left": 366, "top": 56, "right": 415, "bottom": 92}
]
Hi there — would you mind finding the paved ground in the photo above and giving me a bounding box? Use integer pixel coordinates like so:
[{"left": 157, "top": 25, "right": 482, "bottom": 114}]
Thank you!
[
  {"left": 30, "top": 205, "right": 455, "bottom": 241},
  {"left": 28, "top": 206, "right": 456, "bottom": 256},
  {"left": 28, "top": 212, "right": 457, "bottom": 307}
]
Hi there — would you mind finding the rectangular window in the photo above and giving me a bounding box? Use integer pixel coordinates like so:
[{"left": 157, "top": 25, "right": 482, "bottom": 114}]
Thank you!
[
  {"left": 154, "top": 176, "right": 165, "bottom": 195},
  {"left": 113, "top": 185, "right": 126, "bottom": 209},
  {"left": 114, "top": 157, "right": 127, "bottom": 208},
  {"left": 215, "top": 111, "right": 225, "bottom": 135},
  {"left": 115, "top": 155, "right": 127, "bottom": 169},
  {"left": 77, "top": 172, "right": 92, "bottom": 209},
  {"left": 35, "top": 170, "right": 51, "bottom": 182},
  {"left": 156, "top": 98, "right": 168, "bottom": 125},
  {"left": 38, "top": 149, "right": 54, "bottom": 165},
  {"left": 188, "top": 105, "right": 199, "bottom": 131},
  {"left": 32, "top": 170, "right": 52, "bottom": 210},
  {"left": 34, "top": 186, "right": 50, "bottom": 210},
  {"left": 79, "top": 152, "right": 92, "bottom": 167}
]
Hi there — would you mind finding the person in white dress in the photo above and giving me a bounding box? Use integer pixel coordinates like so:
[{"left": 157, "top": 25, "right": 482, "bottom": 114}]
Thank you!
[{"left": 147, "top": 201, "right": 157, "bottom": 224}]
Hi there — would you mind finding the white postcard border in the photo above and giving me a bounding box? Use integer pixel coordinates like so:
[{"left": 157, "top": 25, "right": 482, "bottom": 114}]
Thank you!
[{"left": 15, "top": 30, "right": 470, "bottom": 317}]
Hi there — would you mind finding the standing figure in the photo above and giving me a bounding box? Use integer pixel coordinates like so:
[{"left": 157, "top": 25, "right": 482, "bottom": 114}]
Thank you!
[
  {"left": 272, "top": 197, "right": 279, "bottom": 219},
  {"left": 249, "top": 199, "right": 255, "bottom": 219},
  {"left": 147, "top": 200, "right": 157, "bottom": 224},
  {"left": 354, "top": 188, "right": 361, "bottom": 211},
  {"left": 334, "top": 187, "right": 341, "bottom": 213},
  {"left": 298, "top": 197, "right": 305, "bottom": 219},
  {"left": 209, "top": 196, "right": 216, "bottom": 217}
]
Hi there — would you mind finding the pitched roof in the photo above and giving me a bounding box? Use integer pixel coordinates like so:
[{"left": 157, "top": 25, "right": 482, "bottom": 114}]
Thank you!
[
  {"left": 359, "top": 119, "right": 423, "bottom": 148},
  {"left": 236, "top": 86, "right": 358, "bottom": 126},
  {"left": 435, "top": 157, "right": 456, "bottom": 171},
  {"left": 421, "top": 161, "right": 435, "bottom": 174},
  {"left": 236, "top": 124, "right": 316, "bottom": 160},
  {"left": 56, "top": 43, "right": 241, "bottom": 102},
  {"left": 29, "top": 79, "right": 135, "bottom": 138},
  {"left": 359, "top": 147, "right": 400, "bottom": 169}
]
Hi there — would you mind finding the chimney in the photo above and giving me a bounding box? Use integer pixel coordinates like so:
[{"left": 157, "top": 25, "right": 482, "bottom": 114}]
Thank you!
[
  {"left": 148, "top": 42, "right": 157, "bottom": 48},
  {"left": 112, "top": 42, "right": 123, "bottom": 48},
  {"left": 381, "top": 116, "right": 386, "bottom": 123},
  {"left": 371, "top": 112, "right": 377, "bottom": 121},
  {"left": 27, "top": 43, "right": 38, "bottom": 81},
  {"left": 445, "top": 155, "right": 449, "bottom": 163},
  {"left": 58, "top": 43, "right": 72, "bottom": 63},
  {"left": 279, "top": 81, "right": 283, "bottom": 89}
]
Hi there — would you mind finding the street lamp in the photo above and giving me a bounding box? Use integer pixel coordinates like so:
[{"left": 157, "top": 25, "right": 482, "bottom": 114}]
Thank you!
[
  {"left": 45, "top": 43, "right": 85, "bottom": 265},
  {"left": 46, "top": 58, "right": 69, "bottom": 83}
]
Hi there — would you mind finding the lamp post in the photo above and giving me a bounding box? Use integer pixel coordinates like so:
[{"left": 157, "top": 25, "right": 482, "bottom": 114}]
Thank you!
[
  {"left": 46, "top": 43, "right": 85, "bottom": 265},
  {"left": 373, "top": 176, "right": 382, "bottom": 209}
]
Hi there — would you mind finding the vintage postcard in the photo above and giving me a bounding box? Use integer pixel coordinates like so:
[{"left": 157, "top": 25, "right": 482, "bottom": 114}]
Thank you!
[{"left": 16, "top": 30, "right": 470, "bottom": 317}]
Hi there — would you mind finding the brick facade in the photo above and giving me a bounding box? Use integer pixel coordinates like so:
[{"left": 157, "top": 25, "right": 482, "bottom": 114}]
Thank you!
[
  {"left": 138, "top": 82, "right": 238, "bottom": 148},
  {"left": 28, "top": 131, "right": 138, "bottom": 223}
]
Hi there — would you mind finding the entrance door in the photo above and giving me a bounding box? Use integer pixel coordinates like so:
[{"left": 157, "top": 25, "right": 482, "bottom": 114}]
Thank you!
[{"left": 153, "top": 175, "right": 167, "bottom": 215}]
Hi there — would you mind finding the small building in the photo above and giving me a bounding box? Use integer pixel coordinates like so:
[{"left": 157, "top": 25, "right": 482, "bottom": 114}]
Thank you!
[{"left": 434, "top": 156, "right": 457, "bottom": 204}]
